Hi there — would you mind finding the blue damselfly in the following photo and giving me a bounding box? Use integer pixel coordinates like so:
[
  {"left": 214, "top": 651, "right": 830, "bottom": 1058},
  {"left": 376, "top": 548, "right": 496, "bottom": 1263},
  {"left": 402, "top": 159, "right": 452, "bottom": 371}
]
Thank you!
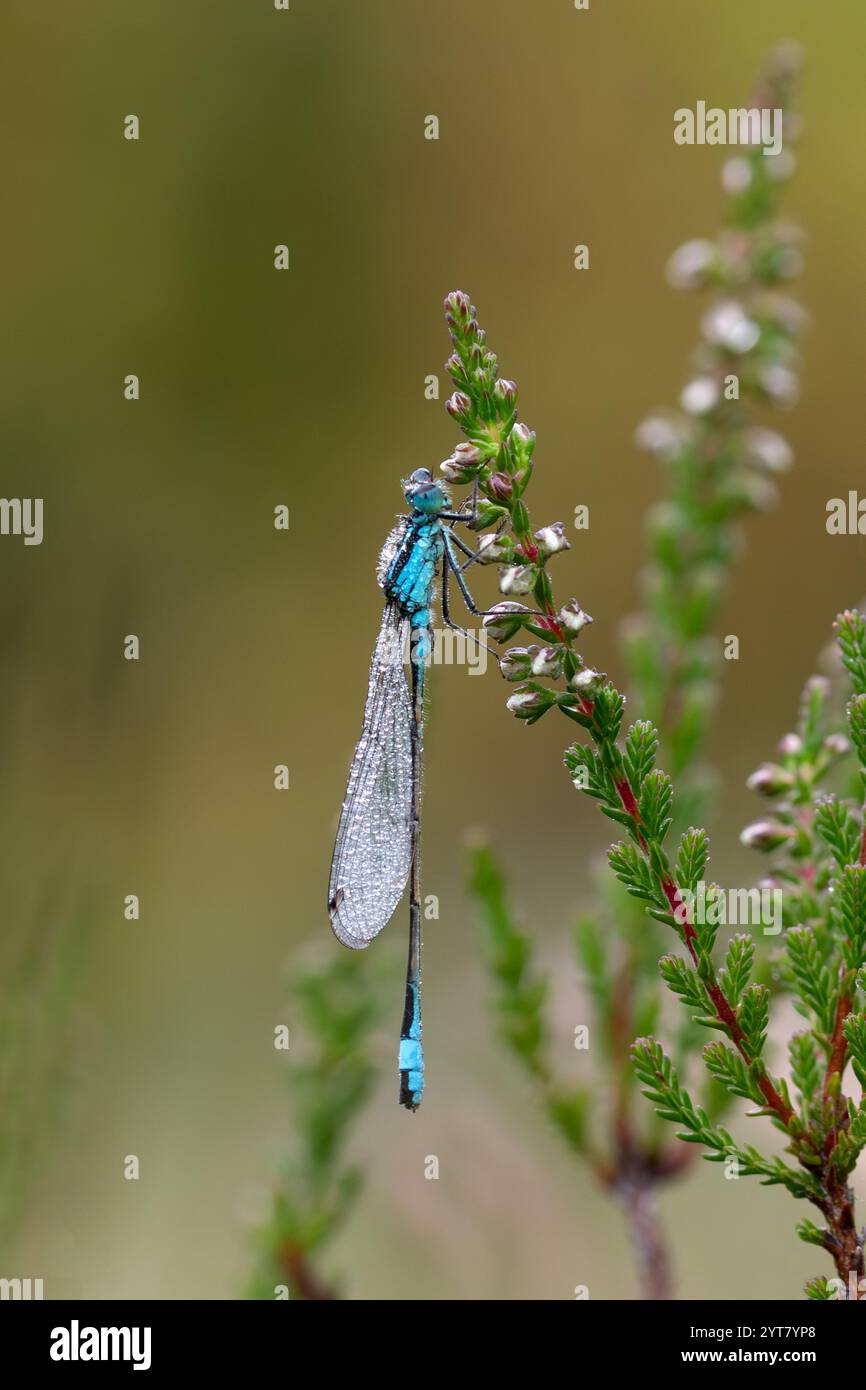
[{"left": 328, "top": 468, "right": 492, "bottom": 1110}]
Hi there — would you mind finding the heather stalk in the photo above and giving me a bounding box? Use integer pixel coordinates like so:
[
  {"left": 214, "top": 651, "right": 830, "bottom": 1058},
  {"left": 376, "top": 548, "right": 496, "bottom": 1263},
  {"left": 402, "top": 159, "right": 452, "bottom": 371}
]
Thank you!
[
  {"left": 632, "top": 613, "right": 866, "bottom": 1297},
  {"left": 248, "top": 953, "right": 383, "bottom": 1300},
  {"left": 457, "top": 41, "right": 806, "bottom": 1298},
  {"left": 628, "top": 41, "right": 806, "bottom": 812}
]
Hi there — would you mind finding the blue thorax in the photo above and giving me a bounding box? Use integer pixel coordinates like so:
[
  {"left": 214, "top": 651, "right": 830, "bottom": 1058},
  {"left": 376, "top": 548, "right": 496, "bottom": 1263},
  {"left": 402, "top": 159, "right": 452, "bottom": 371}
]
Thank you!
[
  {"left": 383, "top": 516, "right": 444, "bottom": 618},
  {"left": 382, "top": 472, "right": 449, "bottom": 621}
]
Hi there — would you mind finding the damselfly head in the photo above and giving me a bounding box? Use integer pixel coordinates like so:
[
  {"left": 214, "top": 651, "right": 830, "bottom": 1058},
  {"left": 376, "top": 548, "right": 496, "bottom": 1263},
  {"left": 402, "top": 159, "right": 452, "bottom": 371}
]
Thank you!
[{"left": 404, "top": 467, "right": 448, "bottom": 515}]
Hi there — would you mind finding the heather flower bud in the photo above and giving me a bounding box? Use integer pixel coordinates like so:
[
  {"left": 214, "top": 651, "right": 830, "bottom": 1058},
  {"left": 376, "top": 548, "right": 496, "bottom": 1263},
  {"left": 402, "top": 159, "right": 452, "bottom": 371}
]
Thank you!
[
  {"left": 740, "top": 819, "right": 794, "bottom": 851},
  {"left": 680, "top": 376, "right": 720, "bottom": 415},
  {"left": 666, "top": 239, "right": 717, "bottom": 291},
  {"left": 759, "top": 362, "right": 798, "bottom": 407},
  {"left": 721, "top": 157, "right": 752, "bottom": 196},
  {"left": 771, "top": 243, "right": 803, "bottom": 280},
  {"left": 805, "top": 675, "right": 831, "bottom": 700},
  {"left": 493, "top": 378, "right": 518, "bottom": 407},
  {"left": 647, "top": 500, "right": 685, "bottom": 548},
  {"left": 476, "top": 531, "right": 514, "bottom": 564},
  {"left": 534, "top": 522, "right": 570, "bottom": 557},
  {"left": 506, "top": 686, "right": 553, "bottom": 720},
  {"left": 487, "top": 472, "right": 513, "bottom": 503},
  {"left": 482, "top": 602, "right": 531, "bottom": 642},
  {"left": 823, "top": 733, "right": 850, "bottom": 757},
  {"left": 445, "top": 391, "right": 472, "bottom": 422},
  {"left": 499, "top": 647, "right": 533, "bottom": 681},
  {"left": 742, "top": 427, "right": 793, "bottom": 475},
  {"left": 569, "top": 667, "right": 605, "bottom": 697},
  {"left": 531, "top": 645, "right": 564, "bottom": 678},
  {"left": 453, "top": 442, "right": 483, "bottom": 466},
  {"left": 559, "top": 600, "right": 593, "bottom": 633},
  {"left": 499, "top": 564, "right": 535, "bottom": 595},
  {"left": 755, "top": 877, "right": 780, "bottom": 893},
  {"left": 509, "top": 422, "right": 536, "bottom": 460},
  {"left": 746, "top": 763, "right": 793, "bottom": 797},
  {"left": 722, "top": 470, "right": 779, "bottom": 514},
  {"left": 440, "top": 455, "right": 476, "bottom": 484},
  {"left": 758, "top": 290, "right": 807, "bottom": 335},
  {"left": 778, "top": 732, "right": 803, "bottom": 758},
  {"left": 444, "top": 290, "right": 471, "bottom": 319},
  {"left": 701, "top": 300, "right": 760, "bottom": 353},
  {"left": 634, "top": 414, "right": 691, "bottom": 460}
]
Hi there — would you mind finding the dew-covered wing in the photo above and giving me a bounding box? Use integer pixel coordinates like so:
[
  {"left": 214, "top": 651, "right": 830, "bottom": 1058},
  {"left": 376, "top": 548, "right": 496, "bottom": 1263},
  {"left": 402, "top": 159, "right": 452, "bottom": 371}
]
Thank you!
[{"left": 328, "top": 604, "right": 413, "bottom": 948}]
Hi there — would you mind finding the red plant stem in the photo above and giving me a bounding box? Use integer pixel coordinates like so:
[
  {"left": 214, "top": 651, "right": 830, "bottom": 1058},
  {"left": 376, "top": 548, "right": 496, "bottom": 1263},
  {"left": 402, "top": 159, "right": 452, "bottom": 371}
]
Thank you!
[
  {"left": 614, "top": 774, "right": 798, "bottom": 1131},
  {"left": 824, "top": 989, "right": 852, "bottom": 1103},
  {"left": 824, "top": 800, "right": 861, "bottom": 1103},
  {"left": 279, "top": 1243, "right": 336, "bottom": 1301},
  {"left": 615, "top": 778, "right": 641, "bottom": 822}
]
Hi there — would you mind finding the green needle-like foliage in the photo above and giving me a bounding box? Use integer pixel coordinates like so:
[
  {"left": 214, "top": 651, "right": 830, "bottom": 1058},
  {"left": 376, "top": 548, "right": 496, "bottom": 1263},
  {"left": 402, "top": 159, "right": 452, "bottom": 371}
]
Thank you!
[
  {"left": 249, "top": 952, "right": 384, "bottom": 1300},
  {"left": 627, "top": 613, "right": 866, "bottom": 1297},
  {"left": 469, "top": 843, "right": 589, "bottom": 1153}
]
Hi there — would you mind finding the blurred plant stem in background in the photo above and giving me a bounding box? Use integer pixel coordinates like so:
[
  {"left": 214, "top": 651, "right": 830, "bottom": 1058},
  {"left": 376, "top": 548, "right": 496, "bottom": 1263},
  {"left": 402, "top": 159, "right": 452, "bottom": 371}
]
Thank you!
[
  {"left": 248, "top": 952, "right": 385, "bottom": 1301},
  {"left": 0, "top": 892, "right": 92, "bottom": 1251},
  {"left": 462, "top": 42, "right": 805, "bottom": 1299}
]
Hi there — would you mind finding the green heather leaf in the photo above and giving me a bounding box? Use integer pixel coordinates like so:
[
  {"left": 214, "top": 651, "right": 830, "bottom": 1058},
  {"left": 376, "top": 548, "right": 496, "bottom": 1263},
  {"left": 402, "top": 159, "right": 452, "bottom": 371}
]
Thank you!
[
  {"left": 798, "top": 675, "right": 830, "bottom": 758},
  {"left": 814, "top": 796, "right": 861, "bottom": 870},
  {"left": 788, "top": 1032, "right": 822, "bottom": 1110},
  {"left": 738, "top": 983, "right": 770, "bottom": 1057},
  {"left": 574, "top": 917, "right": 611, "bottom": 1020},
  {"left": 659, "top": 954, "right": 706, "bottom": 1013},
  {"left": 638, "top": 769, "right": 674, "bottom": 845},
  {"left": 469, "top": 843, "right": 549, "bottom": 1079},
  {"left": 675, "top": 826, "right": 710, "bottom": 895},
  {"left": 805, "top": 1277, "right": 837, "bottom": 1301},
  {"left": 703, "top": 1041, "right": 762, "bottom": 1104},
  {"left": 592, "top": 686, "right": 625, "bottom": 744},
  {"left": 843, "top": 1012, "right": 866, "bottom": 1090},
  {"left": 827, "top": 1100, "right": 866, "bottom": 1176},
  {"left": 846, "top": 694, "right": 866, "bottom": 770},
  {"left": 608, "top": 842, "right": 660, "bottom": 906},
  {"left": 623, "top": 720, "right": 659, "bottom": 795},
  {"left": 718, "top": 934, "right": 754, "bottom": 1007},
  {"left": 833, "top": 864, "right": 866, "bottom": 973},
  {"left": 546, "top": 1089, "right": 589, "bottom": 1155},
  {"left": 785, "top": 926, "right": 837, "bottom": 1036},
  {"left": 836, "top": 610, "right": 866, "bottom": 696},
  {"left": 796, "top": 1218, "right": 828, "bottom": 1250}
]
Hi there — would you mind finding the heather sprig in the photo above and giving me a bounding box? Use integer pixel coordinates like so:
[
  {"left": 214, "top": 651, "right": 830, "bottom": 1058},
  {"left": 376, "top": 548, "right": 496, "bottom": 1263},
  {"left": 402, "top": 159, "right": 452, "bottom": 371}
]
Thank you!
[
  {"left": 627, "top": 39, "right": 805, "bottom": 814},
  {"left": 635, "top": 612, "right": 866, "bottom": 1297},
  {"left": 460, "top": 42, "right": 806, "bottom": 1299},
  {"left": 249, "top": 952, "right": 384, "bottom": 1300},
  {"left": 469, "top": 843, "right": 590, "bottom": 1156}
]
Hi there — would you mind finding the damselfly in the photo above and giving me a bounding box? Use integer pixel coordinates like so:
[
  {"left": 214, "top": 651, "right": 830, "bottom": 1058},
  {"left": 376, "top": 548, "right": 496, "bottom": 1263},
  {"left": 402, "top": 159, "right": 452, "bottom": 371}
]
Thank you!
[{"left": 328, "top": 468, "right": 492, "bottom": 1110}]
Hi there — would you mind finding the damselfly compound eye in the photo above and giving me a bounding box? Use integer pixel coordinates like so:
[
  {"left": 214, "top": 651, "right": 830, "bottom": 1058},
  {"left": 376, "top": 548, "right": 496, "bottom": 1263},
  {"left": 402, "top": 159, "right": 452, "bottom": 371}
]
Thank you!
[{"left": 410, "top": 468, "right": 433, "bottom": 486}]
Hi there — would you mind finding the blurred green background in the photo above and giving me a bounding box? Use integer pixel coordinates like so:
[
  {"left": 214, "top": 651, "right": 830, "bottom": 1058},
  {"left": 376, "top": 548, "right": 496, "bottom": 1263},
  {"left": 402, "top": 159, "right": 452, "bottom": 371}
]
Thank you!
[{"left": 3, "top": 0, "right": 866, "bottom": 1298}]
